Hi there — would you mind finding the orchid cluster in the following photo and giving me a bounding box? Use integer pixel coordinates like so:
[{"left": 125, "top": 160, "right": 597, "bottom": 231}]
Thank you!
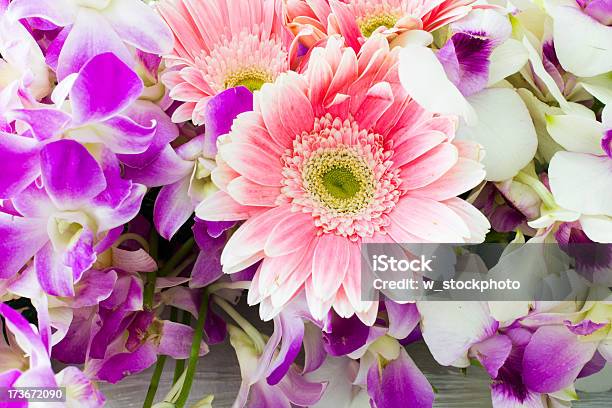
[{"left": 0, "top": 0, "right": 610, "bottom": 407}]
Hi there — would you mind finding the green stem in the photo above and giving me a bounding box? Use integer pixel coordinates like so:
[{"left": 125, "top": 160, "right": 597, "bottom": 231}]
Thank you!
[
  {"left": 174, "top": 289, "right": 209, "bottom": 408},
  {"left": 172, "top": 310, "right": 191, "bottom": 384},
  {"left": 143, "top": 354, "right": 167, "bottom": 408},
  {"left": 213, "top": 296, "right": 266, "bottom": 354},
  {"left": 143, "top": 231, "right": 160, "bottom": 311},
  {"left": 158, "top": 237, "right": 195, "bottom": 277}
]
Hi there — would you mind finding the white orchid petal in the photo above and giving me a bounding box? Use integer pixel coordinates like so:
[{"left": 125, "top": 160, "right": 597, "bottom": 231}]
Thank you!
[
  {"left": 398, "top": 44, "right": 477, "bottom": 124},
  {"left": 488, "top": 38, "right": 529, "bottom": 86},
  {"left": 550, "top": 4, "right": 612, "bottom": 77},
  {"left": 457, "top": 88, "right": 538, "bottom": 181},
  {"left": 546, "top": 114, "right": 605, "bottom": 155},
  {"left": 548, "top": 152, "right": 612, "bottom": 216},
  {"left": 580, "top": 215, "right": 612, "bottom": 243}
]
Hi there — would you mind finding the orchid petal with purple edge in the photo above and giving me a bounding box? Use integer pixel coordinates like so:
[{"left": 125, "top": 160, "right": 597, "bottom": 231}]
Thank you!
[
  {"left": 437, "top": 32, "right": 493, "bottom": 97},
  {"left": 154, "top": 177, "right": 194, "bottom": 240},
  {"left": 8, "top": 108, "right": 71, "bottom": 140},
  {"left": 385, "top": 301, "right": 420, "bottom": 340},
  {"left": 124, "top": 145, "right": 193, "bottom": 187},
  {"left": 56, "top": 8, "right": 133, "bottom": 80},
  {"left": 35, "top": 241, "right": 75, "bottom": 297},
  {"left": 277, "top": 366, "right": 327, "bottom": 406},
  {"left": 523, "top": 325, "right": 598, "bottom": 393},
  {"left": 55, "top": 366, "right": 106, "bottom": 408},
  {"left": 190, "top": 221, "right": 224, "bottom": 288},
  {"left": 82, "top": 115, "right": 157, "bottom": 154},
  {"left": 40, "top": 139, "right": 106, "bottom": 208},
  {"left": 91, "top": 184, "right": 147, "bottom": 231},
  {"left": 0, "top": 132, "right": 40, "bottom": 198},
  {"left": 418, "top": 301, "right": 498, "bottom": 366},
  {"left": 267, "top": 312, "right": 305, "bottom": 385},
  {"left": 157, "top": 320, "right": 209, "bottom": 359},
  {"left": 0, "top": 213, "right": 47, "bottom": 279},
  {"left": 204, "top": 86, "right": 254, "bottom": 155},
  {"left": 7, "top": 0, "right": 77, "bottom": 27},
  {"left": 118, "top": 101, "right": 179, "bottom": 169},
  {"left": 70, "top": 53, "right": 143, "bottom": 125},
  {"left": 102, "top": 0, "right": 173, "bottom": 53},
  {"left": 367, "top": 348, "right": 434, "bottom": 408},
  {"left": 469, "top": 334, "right": 512, "bottom": 378}
]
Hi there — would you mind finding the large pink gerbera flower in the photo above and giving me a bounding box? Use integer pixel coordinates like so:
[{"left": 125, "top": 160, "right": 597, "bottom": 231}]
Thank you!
[
  {"left": 157, "top": 0, "right": 294, "bottom": 124},
  {"left": 196, "top": 35, "right": 489, "bottom": 324},
  {"left": 285, "top": 0, "right": 479, "bottom": 50}
]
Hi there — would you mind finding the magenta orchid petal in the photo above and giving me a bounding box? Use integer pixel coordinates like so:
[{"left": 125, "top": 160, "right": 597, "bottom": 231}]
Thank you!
[
  {"left": 323, "top": 314, "right": 371, "bottom": 356},
  {"left": 0, "top": 303, "right": 49, "bottom": 367},
  {"left": 35, "top": 241, "right": 75, "bottom": 297},
  {"left": 70, "top": 53, "right": 143, "bottom": 125},
  {"left": 96, "top": 342, "right": 158, "bottom": 384},
  {"left": 0, "top": 132, "right": 40, "bottom": 198},
  {"left": 367, "top": 348, "right": 435, "bottom": 408},
  {"left": 91, "top": 115, "right": 156, "bottom": 154},
  {"left": 190, "top": 222, "right": 225, "bottom": 288},
  {"left": 9, "top": 108, "right": 71, "bottom": 140},
  {"left": 204, "top": 86, "right": 254, "bottom": 155},
  {"left": 40, "top": 140, "right": 106, "bottom": 208},
  {"left": 523, "top": 325, "right": 598, "bottom": 393},
  {"left": 124, "top": 145, "right": 193, "bottom": 187},
  {"left": 117, "top": 101, "right": 179, "bottom": 169},
  {"left": 277, "top": 366, "right": 327, "bottom": 406},
  {"left": 92, "top": 148, "right": 132, "bottom": 208},
  {"left": 91, "top": 184, "right": 146, "bottom": 231},
  {"left": 267, "top": 313, "right": 305, "bottom": 385},
  {"left": 470, "top": 334, "right": 512, "bottom": 378},
  {"left": 72, "top": 269, "right": 118, "bottom": 308},
  {"left": 154, "top": 177, "right": 194, "bottom": 240},
  {"left": 0, "top": 213, "right": 47, "bottom": 279},
  {"left": 157, "top": 320, "right": 209, "bottom": 359},
  {"left": 564, "top": 319, "right": 608, "bottom": 336},
  {"left": 248, "top": 382, "right": 291, "bottom": 408}
]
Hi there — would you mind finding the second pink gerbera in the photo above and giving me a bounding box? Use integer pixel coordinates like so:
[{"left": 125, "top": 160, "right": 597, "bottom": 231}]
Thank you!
[
  {"left": 158, "top": 0, "right": 294, "bottom": 124},
  {"left": 196, "top": 35, "right": 489, "bottom": 324}
]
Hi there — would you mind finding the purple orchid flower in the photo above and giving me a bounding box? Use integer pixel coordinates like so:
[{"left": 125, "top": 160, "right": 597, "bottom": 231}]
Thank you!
[
  {"left": 227, "top": 319, "right": 327, "bottom": 408},
  {"left": 0, "top": 303, "right": 105, "bottom": 407},
  {"left": 0, "top": 139, "right": 145, "bottom": 296},
  {"left": 7, "top": 0, "right": 173, "bottom": 79},
  {"left": 0, "top": 52, "right": 160, "bottom": 199},
  {"left": 127, "top": 86, "right": 253, "bottom": 240},
  {"left": 419, "top": 301, "right": 606, "bottom": 407}
]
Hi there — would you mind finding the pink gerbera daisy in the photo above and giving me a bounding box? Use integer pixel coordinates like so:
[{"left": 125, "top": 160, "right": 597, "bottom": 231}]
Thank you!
[
  {"left": 196, "top": 35, "right": 490, "bottom": 324},
  {"left": 285, "top": 0, "right": 479, "bottom": 50},
  {"left": 157, "top": 0, "right": 295, "bottom": 124}
]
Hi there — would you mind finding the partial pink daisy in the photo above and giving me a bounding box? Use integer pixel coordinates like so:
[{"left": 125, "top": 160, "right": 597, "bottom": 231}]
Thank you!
[
  {"left": 157, "top": 0, "right": 295, "bottom": 124},
  {"left": 285, "top": 0, "right": 480, "bottom": 50},
  {"left": 196, "top": 35, "right": 490, "bottom": 324}
]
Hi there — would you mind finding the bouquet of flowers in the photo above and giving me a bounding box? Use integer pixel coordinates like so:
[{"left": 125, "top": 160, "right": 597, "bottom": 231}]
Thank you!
[{"left": 0, "top": 0, "right": 610, "bottom": 406}]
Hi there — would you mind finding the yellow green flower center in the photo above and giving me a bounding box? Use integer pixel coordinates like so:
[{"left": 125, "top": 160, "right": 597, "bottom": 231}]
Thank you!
[
  {"left": 358, "top": 13, "right": 399, "bottom": 38},
  {"left": 224, "top": 68, "right": 272, "bottom": 92},
  {"left": 303, "top": 149, "right": 375, "bottom": 214}
]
